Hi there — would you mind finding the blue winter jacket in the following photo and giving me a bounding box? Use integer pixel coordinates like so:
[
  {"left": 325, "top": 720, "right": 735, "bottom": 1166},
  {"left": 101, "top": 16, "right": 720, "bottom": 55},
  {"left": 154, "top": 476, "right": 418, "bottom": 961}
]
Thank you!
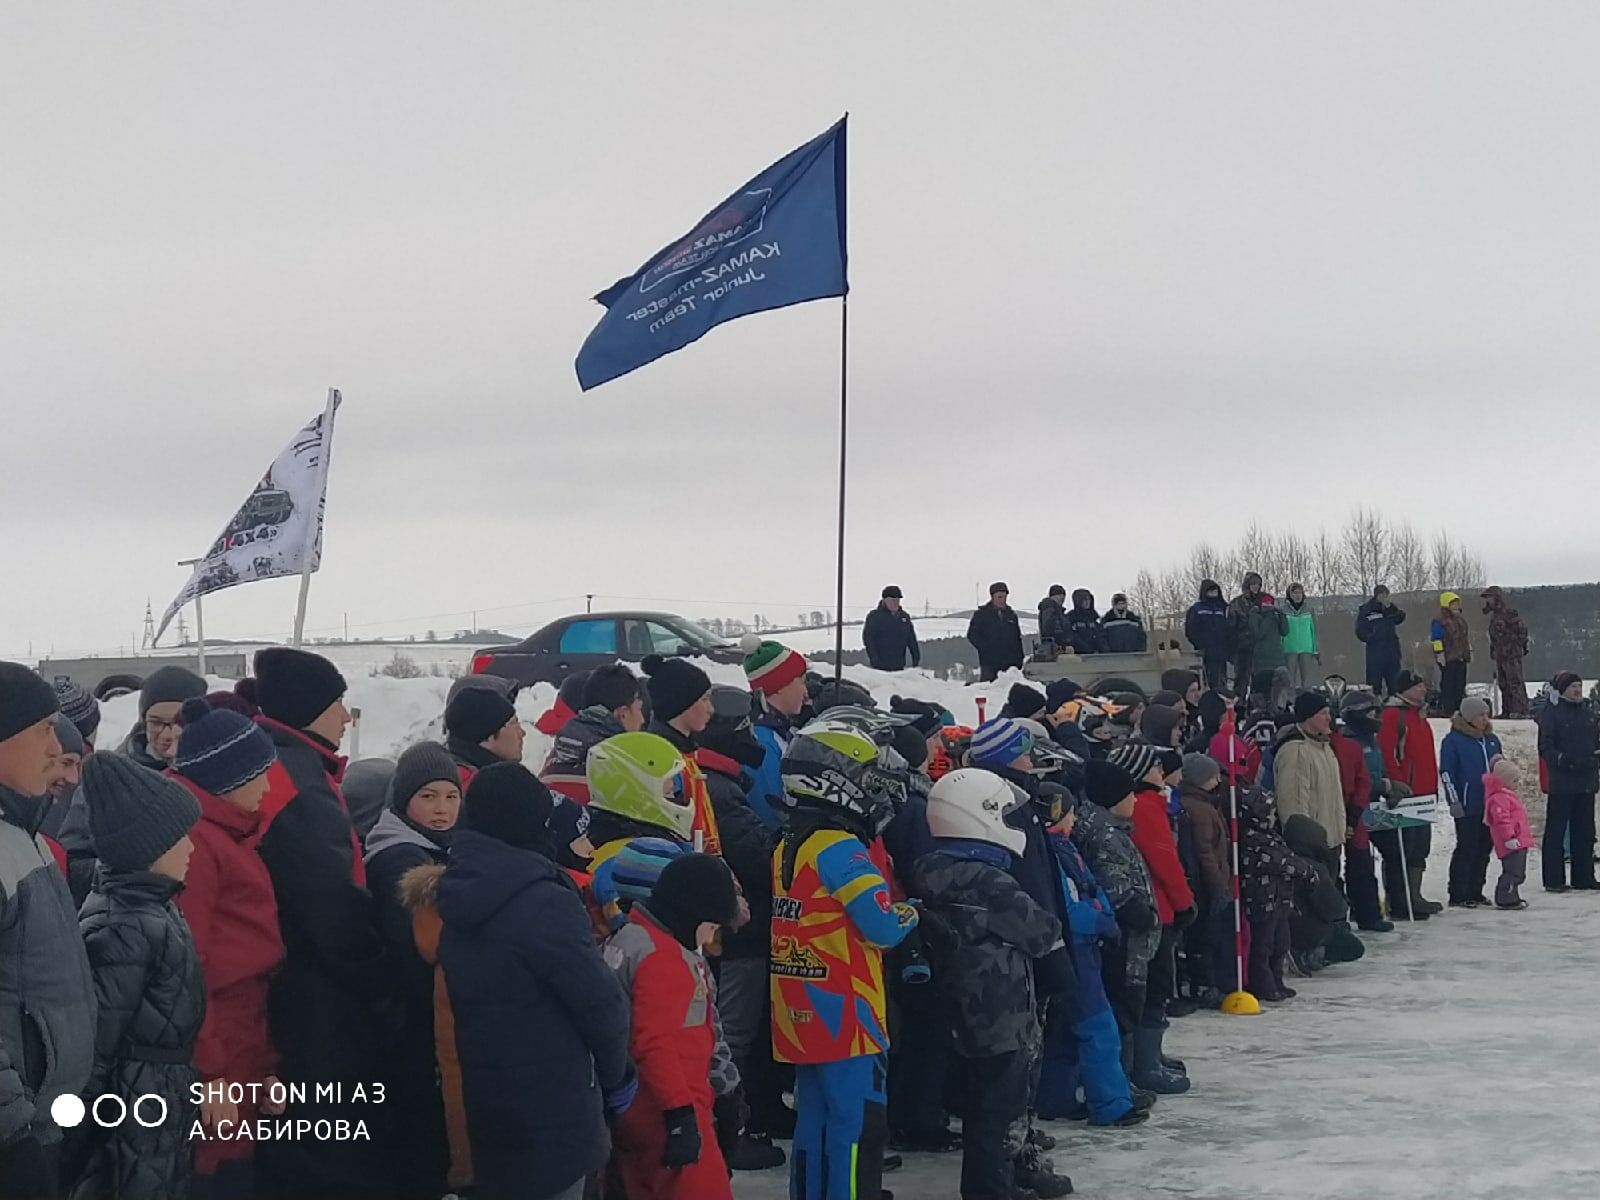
[
  {"left": 746, "top": 708, "right": 799, "bottom": 831},
  {"left": 1184, "top": 587, "right": 1232, "bottom": 659},
  {"left": 1439, "top": 723, "right": 1503, "bottom": 817},
  {"left": 1047, "top": 832, "right": 1120, "bottom": 945}
]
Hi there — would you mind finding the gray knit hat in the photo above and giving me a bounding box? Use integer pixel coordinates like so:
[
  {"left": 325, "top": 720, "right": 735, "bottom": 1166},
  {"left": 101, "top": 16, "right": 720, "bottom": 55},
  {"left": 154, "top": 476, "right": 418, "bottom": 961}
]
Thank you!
[
  {"left": 1181, "top": 752, "right": 1221, "bottom": 789},
  {"left": 390, "top": 741, "right": 462, "bottom": 813},
  {"left": 81, "top": 751, "right": 201, "bottom": 871},
  {"left": 139, "top": 665, "right": 208, "bottom": 717}
]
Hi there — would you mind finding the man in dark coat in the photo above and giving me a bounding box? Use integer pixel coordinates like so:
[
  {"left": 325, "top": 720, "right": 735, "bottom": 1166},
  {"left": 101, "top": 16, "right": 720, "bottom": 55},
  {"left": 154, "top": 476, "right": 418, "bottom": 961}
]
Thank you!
[
  {"left": 0, "top": 663, "right": 95, "bottom": 1200},
  {"left": 967, "top": 583, "right": 1025, "bottom": 682},
  {"left": 863, "top": 586, "right": 920, "bottom": 671},
  {"left": 249, "top": 647, "right": 396, "bottom": 1198},
  {"left": 1355, "top": 585, "right": 1407, "bottom": 696},
  {"left": 1184, "top": 580, "right": 1232, "bottom": 692},
  {"left": 438, "top": 763, "right": 633, "bottom": 1200},
  {"left": 1064, "top": 589, "right": 1102, "bottom": 655},
  {"left": 1538, "top": 672, "right": 1599, "bottom": 891},
  {"left": 1100, "top": 594, "right": 1148, "bottom": 654},
  {"left": 1037, "top": 585, "right": 1069, "bottom": 655},
  {"left": 1226, "top": 573, "right": 1266, "bottom": 696},
  {"left": 1482, "top": 587, "right": 1531, "bottom": 718}
]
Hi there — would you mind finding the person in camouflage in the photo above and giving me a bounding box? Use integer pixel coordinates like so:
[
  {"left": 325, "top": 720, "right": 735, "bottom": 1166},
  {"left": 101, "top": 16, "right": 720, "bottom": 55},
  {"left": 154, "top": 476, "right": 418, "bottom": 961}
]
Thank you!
[
  {"left": 1483, "top": 587, "right": 1530, "bottom": 718},
  {"left": 913, "top": 769, "right": 1065, "bottom": 1200},
  {"left": 1072, "top": 763, "right": 1160, "bottom": 1075},
  {"left": 1239, "top": 787, "right": 1317, "bottom": 1001}
]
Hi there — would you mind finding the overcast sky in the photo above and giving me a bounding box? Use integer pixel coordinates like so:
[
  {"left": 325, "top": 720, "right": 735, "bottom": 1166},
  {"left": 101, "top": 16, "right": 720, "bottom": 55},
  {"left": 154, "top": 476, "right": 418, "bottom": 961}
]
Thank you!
[{"left": 5, "top": 3, "right": 1599, "bottom": 657}]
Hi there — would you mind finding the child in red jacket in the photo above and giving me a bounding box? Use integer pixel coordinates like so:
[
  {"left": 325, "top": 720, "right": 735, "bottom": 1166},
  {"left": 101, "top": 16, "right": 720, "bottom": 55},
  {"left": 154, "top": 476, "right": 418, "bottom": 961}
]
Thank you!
[
  {"left": 1108, "top": 743, "right": 1195, "bottom": 1095},
  {"left": 170, "top": 697, "right": 288, "bottom": 1191},
  {"left": 603, "top": 853, "right": 741, "bottom": 1200}
]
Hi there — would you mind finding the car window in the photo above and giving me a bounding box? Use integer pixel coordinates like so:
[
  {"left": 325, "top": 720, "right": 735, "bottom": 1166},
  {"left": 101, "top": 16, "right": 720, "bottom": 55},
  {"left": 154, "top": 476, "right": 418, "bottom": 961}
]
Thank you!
[
  {"left": 558, "top": 619, "right": 617, "bottom": 655},
  {"left": 647, "top": 622, "right": 694, "bottom": 655},
  {"left": 621, "top": 620, "right": 655, "bottom": 658}
]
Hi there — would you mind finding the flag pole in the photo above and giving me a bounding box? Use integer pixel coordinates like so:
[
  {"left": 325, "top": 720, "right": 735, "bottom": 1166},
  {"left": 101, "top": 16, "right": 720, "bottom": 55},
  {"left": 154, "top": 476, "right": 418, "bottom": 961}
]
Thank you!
[
  {"left": 292, "top": 388, "right": 340, "bottom": 648},
  {"left": 832, "top": 294, "right": 849, "bottom": 684}
]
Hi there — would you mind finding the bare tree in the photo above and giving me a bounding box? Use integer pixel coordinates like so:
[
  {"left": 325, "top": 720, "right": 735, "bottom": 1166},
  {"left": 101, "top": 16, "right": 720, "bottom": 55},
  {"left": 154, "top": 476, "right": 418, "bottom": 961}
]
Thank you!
[
  {"left": 1234, "top": 523, "right": 1274, "bottom": 589},
  {"left": 1124, "top": 568, "right": 1158, "bottom": 623},
  {"left": 1454, "top": 548, "right": 1488, "bottom": 590},
  {"left": 1390, "top": 522, "right": 1431, "bottom": 592},
  {"left": 1311, "top": 528, "right": 1347, "bottom": 596},
  {"left": 1340, "top": 508, "right": 1390, "bottom": 595},
  {"left": 1429, "top": 530, "right": 1455, "bottom": 591},
  {"left": 1188, "top": 542, "right": 1225, "bottom": 594},
  {"left": 1274, "top": 531, "right": 1314, "bottom": 594}
]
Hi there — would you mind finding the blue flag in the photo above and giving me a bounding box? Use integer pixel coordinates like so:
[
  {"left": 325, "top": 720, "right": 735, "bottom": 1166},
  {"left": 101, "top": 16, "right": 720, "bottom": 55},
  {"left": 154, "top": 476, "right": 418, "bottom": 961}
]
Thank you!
[{"left": 575, "top": 118, "right": 848, "bottom": 391}]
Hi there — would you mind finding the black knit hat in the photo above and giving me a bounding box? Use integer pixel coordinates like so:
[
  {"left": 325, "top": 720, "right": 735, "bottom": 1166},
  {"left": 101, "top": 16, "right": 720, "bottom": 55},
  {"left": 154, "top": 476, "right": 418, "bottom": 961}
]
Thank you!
[
  {"left": 139, "top": 665, "right": 208, "bottom": 717},
  {"left": 1084, "top": 760, "right": 1137, "bottom": 809},
  {"left": 1393, "top": 669, "right": 1427, "bottom": 697},
  {"left": 390, "top": 741, "right": 461, "bottom": 813},
  {"left": 81, "top": 751, "right": 201, "bottom": 871},
  {"left": 172, "top": 697, "right": 277, "bottom": 796},
  {"left": 0, "top": 662, "right": 59, "bottom": 745},
  {"left": 556, "top": 671, "right": 592, "bottom": 713},
  {"left": 889, "top": 695, "right": 944, "bottom": 740},
  {"left": 1006, "top": 683, "right": 1047, "bottom": 720},
  {"left": 1553, "top": 671, "right": 1584, "bottom": 696},
  {"left": 583, "top": 664, "right": 640, "bottom": 713},
  {"left": 253, "top": 648, "right": 347, "bottom": 730},
  {"left": 445, "top": 685, "right": 517, "bottom": 744},
  {"left": 649, "top": 853, "right": 738, "bottom": 949},
  {"left": 462, "top": 762, "right": 556, "bottom": 855},
  {"left": 53, "top": 679, "right": 101, "bottom": 743},
  {"left": 641, "top": 655, "right": 712, "bottom": 722},
  {"left": 1293, "top": 691, "right": 1331, "bottom": 723}
]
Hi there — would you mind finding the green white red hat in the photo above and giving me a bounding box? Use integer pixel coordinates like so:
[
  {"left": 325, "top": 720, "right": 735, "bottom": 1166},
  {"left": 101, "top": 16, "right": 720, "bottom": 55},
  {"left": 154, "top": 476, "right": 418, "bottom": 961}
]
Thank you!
[{"left": 740, "top": 635, "right": 807, "bottom": 697}]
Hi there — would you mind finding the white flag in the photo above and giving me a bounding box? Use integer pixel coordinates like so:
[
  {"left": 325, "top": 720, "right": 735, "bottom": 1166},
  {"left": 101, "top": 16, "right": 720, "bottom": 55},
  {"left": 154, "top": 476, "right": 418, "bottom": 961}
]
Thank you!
[{"left": 156, "top": 392, "right": 341, "bottom": 644}]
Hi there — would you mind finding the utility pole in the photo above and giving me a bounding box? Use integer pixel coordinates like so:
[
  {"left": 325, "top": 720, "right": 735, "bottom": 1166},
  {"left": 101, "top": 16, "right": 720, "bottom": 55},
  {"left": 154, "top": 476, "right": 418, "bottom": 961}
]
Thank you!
[
  {"left": 141, "top": 600, "right": 156, "bottom": 651},
  {"left": 586, "top": 594, "right": 595, "bottom": 614},
  {"left": 177, "top": 558, "right": 207, "bottom": 675}
]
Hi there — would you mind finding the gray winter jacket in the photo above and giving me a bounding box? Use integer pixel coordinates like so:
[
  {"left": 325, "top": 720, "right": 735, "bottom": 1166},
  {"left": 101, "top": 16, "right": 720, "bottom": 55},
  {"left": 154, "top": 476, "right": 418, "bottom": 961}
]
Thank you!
[
  {"left": 0, "top": 784, "right": 96, "bottom": 1146},
  {"left": 1070, "top": 797, "right": 1161, "bottom": 982}
]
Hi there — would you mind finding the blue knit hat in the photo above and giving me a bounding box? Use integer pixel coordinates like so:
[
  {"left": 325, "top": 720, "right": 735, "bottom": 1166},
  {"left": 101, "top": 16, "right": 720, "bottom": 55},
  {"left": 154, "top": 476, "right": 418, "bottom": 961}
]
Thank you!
[
  {"left": 968, "top": 718, "right": 1034, "bottom": 768},
  {"left": 172, "top": 696, "right": 277, "bottom": 796},
  {"left": 610, "top": 837, "right": 688, "bottom": 908}
]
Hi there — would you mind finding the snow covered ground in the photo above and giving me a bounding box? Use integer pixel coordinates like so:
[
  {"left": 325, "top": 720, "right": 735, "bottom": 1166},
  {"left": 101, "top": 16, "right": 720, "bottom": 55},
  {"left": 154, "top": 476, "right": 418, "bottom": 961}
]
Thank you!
[{"left": 739, "top": 818, "right": 1599, "bottom": 1200}]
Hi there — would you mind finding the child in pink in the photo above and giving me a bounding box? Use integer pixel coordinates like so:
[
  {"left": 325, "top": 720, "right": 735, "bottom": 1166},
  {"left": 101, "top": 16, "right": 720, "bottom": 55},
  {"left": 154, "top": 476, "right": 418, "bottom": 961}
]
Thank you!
[{"left": 1483, "top": 756, "right": 1533, "bottom": 910}]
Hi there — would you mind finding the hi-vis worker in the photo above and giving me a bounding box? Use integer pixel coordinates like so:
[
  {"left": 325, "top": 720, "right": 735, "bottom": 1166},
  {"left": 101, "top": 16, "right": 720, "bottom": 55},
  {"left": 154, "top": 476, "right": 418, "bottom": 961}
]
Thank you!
[{"left": 770, "top": 719, "right": 918, "bottom": 1200}]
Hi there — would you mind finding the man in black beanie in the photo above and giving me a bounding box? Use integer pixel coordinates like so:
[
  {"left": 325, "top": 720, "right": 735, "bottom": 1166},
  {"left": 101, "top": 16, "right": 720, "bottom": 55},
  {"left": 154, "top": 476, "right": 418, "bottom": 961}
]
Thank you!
[
  {"left": 247, "top": 647, "right": 393, "bottom": 1198},
  {"left": 123, "top": 664, "right": 207, "bottom": 769},
  {"left": 641, "top": 654, "right": 718, "bottom": 854},
  {"left": 0, "top": 663, "right": 94, "bottom": 1198},
  {"left": 444, "top": 685, "right": 525, "bottom": 787}
]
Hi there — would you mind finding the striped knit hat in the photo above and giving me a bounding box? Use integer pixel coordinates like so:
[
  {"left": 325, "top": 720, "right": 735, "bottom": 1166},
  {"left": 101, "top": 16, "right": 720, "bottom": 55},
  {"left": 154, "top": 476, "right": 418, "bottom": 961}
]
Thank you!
[
  {"left": 968, "top": 717, "right": 1034, "bottom": 768},
  {"left": 1108, "top": 741, "right": 1160, "bottom": 783},
  {"left": 172, "top": 696, "right": 277, "bottom": 796},
  {"left": 52, "top": 679, "right": 101, "bottom": 743},
  {"left": 610, "top": 837, "right": 688, "bottom": 908},
  {"left": 741, "top": 636, "right": 807, "bottom": 697}
]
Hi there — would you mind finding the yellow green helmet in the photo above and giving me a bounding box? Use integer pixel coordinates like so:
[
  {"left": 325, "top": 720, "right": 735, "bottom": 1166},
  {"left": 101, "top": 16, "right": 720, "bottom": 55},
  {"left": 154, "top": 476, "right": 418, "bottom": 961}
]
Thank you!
[
  {"left": 779, "top": 717, "right": 903, "bottom": 835},
  {"left": 585, "top": 732, "right": 694, "bottom": 841}
]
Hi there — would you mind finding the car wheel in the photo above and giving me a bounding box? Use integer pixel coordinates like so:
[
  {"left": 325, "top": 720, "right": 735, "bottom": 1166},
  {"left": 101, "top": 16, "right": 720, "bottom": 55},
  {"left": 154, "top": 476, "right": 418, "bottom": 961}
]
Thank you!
[{"left": 1088, "top": 676, "right": 1146, "bottom": 700}]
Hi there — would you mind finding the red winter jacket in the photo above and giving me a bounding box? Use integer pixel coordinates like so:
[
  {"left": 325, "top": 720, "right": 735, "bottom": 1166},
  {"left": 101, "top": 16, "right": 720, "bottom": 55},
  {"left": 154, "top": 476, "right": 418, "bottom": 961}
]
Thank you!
[
  {"left": 1131, "top": 788, "right": 1195, "bottom": 924},
  {"left": 173, "top": 774, "right": 284, "bottom": 1170},
  {"left": 608, "top": 906, "right": 731, "bottom": 1199},
  {"left": 1329, "top": 732, "right": 1372, "bottom": 850},
  {"left": 1378, "top": 702, "right": 1439, "bottom": 800}
]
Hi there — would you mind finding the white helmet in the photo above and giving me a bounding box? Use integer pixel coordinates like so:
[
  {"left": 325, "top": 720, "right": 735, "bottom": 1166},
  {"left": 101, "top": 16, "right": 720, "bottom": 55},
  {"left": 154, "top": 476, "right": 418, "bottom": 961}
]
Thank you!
[{"left": 926, "top": 768, "right": 1028, "bottom": 855}]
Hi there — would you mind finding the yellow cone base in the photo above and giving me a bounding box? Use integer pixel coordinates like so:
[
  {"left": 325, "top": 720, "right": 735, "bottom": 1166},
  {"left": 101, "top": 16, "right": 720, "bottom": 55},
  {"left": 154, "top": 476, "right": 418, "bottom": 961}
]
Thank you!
[{"left": 1220, "top": 989, "right": 1262, "bottom": 1016}]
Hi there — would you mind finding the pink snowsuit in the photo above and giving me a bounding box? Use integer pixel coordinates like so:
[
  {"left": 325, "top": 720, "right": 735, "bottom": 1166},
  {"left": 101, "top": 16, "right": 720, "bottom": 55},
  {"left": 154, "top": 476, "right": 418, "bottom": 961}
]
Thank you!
[{"left": 1483, "top": 774, "right": 1534, "bottom": 859}]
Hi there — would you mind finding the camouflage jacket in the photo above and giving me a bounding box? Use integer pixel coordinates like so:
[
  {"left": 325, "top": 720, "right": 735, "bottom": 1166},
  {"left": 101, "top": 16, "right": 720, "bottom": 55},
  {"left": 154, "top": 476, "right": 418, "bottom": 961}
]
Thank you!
[
  {"left": 910, "top": 847, "right": 1062, "bottom": 1058},
  {"left": 1238, "top": 789, "right": 1317, "bottom": 922},
  {"left": 1487, "top": 605, "right": 1528, "bottom": 661},
  {"left": 1070, "top": 797, "right": 1161, "bottom": 978}
]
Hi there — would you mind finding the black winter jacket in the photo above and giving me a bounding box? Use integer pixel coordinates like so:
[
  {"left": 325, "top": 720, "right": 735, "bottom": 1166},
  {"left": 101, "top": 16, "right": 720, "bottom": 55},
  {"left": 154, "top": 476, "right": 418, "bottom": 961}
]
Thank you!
[
  {"left": 1355, "top": 599, "right": 1407, "bottom": 667},
  {"left": 1184, "top": 583, "right": 1232, "bottom": 659},
  {"left": 1099, "top": 608, "right": 1148, "bottom": 654},
  {"left": 967, "top": 603, "right": 1025, "bottom": 675},
  {"left": 699, "top": 755, "right": 776, "bottom": 960},
  {"left": 1037, "top": 596, "right": 1068, "bottom": 649},
  {"left": 254, "top": 721, "right": 395, "bottom": 1192},
  {"left": 438, "top": 831, "right": 631, "bottom": 1200},
  {"left": 1281, "top": 816, "right": 1349, "bottom": 951},
  {"left": 988, "top": 768, "right": 1074, "bottom": 998},
  {"left": 1064, "top": 591, "right": 1102, "bottom": 655},
  {"left": 1539, "top": 697, "right": 1600, "bottom": 793},
  {"left": 1239, "top": 792, "right": 1316, "bottom": 922},
  {"left": 72, "top": 872, "right": 202, "bottom": 1200},
  {"left": 863, "top": 604, "right": 920, "bottom": 671}
]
